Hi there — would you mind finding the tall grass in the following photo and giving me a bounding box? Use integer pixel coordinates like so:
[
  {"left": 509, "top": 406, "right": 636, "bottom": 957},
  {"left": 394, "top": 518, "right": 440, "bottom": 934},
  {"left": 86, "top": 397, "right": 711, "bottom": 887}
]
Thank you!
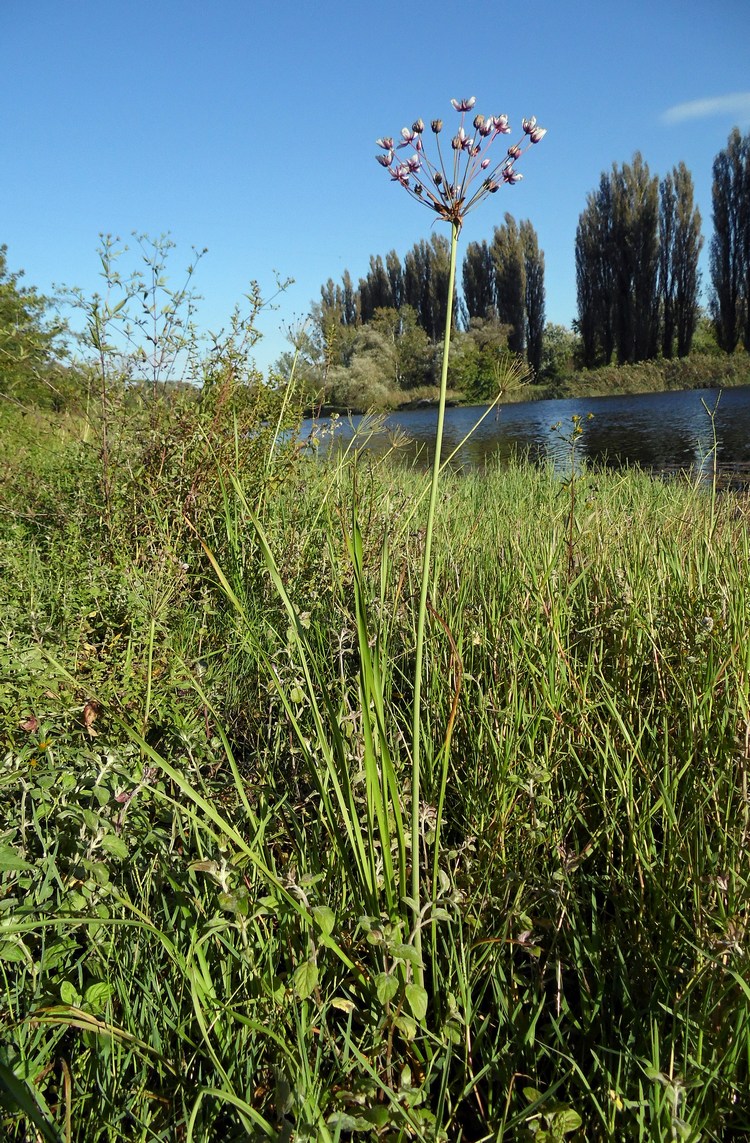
[{"left": 1, "top": 398, "right": 749, "bottom": 1139}]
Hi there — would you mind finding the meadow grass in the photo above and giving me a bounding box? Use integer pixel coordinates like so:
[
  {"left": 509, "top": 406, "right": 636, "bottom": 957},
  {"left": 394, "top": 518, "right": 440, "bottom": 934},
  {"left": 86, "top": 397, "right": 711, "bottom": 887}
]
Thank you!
[{"left": 1, "top": 400, "right": 749, "bottom": 1141}]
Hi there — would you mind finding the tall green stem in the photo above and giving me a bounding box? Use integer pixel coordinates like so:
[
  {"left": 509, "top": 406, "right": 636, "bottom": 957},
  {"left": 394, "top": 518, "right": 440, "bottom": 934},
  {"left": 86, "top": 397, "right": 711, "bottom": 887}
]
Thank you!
[{"left": 410, "top": 220, "right": 459, "bottom": 988}]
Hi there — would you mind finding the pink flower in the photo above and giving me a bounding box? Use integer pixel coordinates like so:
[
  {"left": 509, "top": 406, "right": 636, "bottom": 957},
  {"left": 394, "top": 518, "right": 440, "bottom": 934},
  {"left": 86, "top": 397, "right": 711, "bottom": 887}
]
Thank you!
[{"left": 451, "top": 96, "right": 476, "bottom": 112}]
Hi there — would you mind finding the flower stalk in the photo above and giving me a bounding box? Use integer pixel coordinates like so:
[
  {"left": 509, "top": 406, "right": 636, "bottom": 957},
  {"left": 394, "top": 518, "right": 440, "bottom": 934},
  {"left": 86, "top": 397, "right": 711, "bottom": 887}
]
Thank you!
[{"left": 376, "top": 96, "right": 545, "bottom": 993}]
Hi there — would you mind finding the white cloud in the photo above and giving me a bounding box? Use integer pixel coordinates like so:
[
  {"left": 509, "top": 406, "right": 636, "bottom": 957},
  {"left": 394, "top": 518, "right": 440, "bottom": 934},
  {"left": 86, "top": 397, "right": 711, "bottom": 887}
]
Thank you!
[{"left": 662, "top": 92, "right": 750, "bottom": 125}]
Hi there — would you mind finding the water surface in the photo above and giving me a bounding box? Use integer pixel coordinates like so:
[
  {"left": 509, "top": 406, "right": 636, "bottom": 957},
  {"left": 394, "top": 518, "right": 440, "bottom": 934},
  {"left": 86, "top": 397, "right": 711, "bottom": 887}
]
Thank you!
[{"left": 303, "top": 386, "right": 750, "bottom": 477}]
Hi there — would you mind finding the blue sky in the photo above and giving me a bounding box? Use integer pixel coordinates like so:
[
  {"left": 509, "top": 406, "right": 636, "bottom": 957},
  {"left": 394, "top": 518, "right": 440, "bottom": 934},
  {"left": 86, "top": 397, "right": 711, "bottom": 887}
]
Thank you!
[{"left": 2, "top": 0, "right": 749, "bottom": 372}]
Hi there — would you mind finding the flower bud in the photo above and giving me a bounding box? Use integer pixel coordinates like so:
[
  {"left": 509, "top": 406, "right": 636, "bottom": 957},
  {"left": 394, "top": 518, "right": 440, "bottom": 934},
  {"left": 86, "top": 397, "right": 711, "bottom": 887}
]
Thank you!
[
  {"left": 529, "top": 126, "right": 547, "bottom": 144},
  {"left": 431, "top": 119, "right": 443, "bottom": 133},
  {"left": 412, "top": 118, "right": 425, "bottom": 133},
  {"left": 473, "top": 113, "right": 485, "bottom": 130},
  {"left": 522, "top": 117, "right": 537, "bottom": 134}
]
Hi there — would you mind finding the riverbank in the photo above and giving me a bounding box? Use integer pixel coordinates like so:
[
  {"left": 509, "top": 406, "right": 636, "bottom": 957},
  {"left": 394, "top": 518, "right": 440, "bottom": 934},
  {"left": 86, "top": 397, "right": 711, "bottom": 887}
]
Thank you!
[
  {"left": 2, "top": 400, "right": 749, "bottom": 1140},
  {"left": 316, "top": 350, "right": 750, "bottom": 415}
]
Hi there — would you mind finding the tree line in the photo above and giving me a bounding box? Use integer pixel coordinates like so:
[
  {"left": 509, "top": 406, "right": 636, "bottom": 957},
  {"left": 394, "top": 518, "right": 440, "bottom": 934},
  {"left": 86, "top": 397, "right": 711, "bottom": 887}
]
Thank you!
[
  {"left": 1, "top": 131, "right": 749, "bottom": 413},
  {"left": 295, "top": 127, "right": 750, "bottom": 406}
]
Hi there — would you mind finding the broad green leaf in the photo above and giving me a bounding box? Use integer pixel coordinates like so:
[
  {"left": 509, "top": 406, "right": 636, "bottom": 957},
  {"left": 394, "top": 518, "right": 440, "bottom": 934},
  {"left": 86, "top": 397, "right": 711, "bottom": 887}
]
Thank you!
[
  {"left": 554, "top": 1108, "right": 583, "bottom": 1134},
  {"left": 405, "top": 982, "right": 428, "bottom": 1022},
  {"left": 293, "top": 959, "right": 318, "bottom": 1000},
  {"left": 0, "top": 845, "right": 32, "bottom": 872},
  {"left": 391, "top": 942, "right": 423, "bottom": 968},
  {"left": 393, "top": 1014, "right": 416, "bottom": 1041},
  {"left": 101, "top": 833, "right": 129, "bottom": 860},
  {"left": 0, "top": 940, "right": 29, "bottom": 964},
  {"left": 81, "top": 809, "right": 100, "bottom": 832},
  {"left": 312, "top": 905, "right": 335, "bottom": 936},
  {"left": 374, "top": 972, "right": 399, "bottom": 1006},
  {"left": 83, "top": 982, "right": 114, "bottom": 1012},
  {"left": 59, "top": 981, "right": 82, "bottom": 1006}
]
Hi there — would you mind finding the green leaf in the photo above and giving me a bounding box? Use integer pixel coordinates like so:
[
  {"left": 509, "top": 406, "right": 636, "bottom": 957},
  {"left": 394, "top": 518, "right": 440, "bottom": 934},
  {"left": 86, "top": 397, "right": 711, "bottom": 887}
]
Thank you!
[
  {"left": 374, "top": 972, "right": 399, "bottom": 1006},
  {"left": 405, "top": 982, "right": 428, "bottom": 1022},
  {"left": 59, "top": 981, "right": 82, "bottom": 1006},
  {"left": 0, "top": 940, "right": 29, "bottom": 964},
  {"left": 81, "top": 809, "right": 101, "bottom": 832},
  {"left": 293, "top": 959, "right": 318, "bottom": 1000},
  {"left": 554, "top": 1108, "right": 583, "bottom": 1134},
  {"left": 360, "top": 1106, "right": 390, "bottom": 1127},
  {"left": 393, "top": 1014, "right": 417, "bottom": 1041},
  {"left": 391, "top": 942, "right": 423, "bottom": 968},
  {"left": 83, "top": 982, "right": 114, "bottom": 1012},
  {"left": 0, "top": 845, "right": 32, "bottom": 872},
  {"left": 101, "top": 833, "right": 129, "bottom": 860},
  {"left": 312, "top": 905, "right": 335, "bottom": 936}
]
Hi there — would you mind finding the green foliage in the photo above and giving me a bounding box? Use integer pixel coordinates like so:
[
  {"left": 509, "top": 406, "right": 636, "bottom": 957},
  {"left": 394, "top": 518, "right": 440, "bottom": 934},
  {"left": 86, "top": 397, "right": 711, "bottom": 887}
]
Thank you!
[
  {"left": 709, "top": 127, "right": 750, "bottom": 353},
  {"left": 0, "top": 246, "right": 73, "bottom": 409},
  {"left": 5, "top": 389, "right": 750, "bottom": 1139}
]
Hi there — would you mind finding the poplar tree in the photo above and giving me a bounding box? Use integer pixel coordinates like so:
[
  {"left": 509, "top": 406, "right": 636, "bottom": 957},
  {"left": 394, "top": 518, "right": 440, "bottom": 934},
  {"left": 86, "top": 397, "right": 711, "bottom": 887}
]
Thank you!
[
  {"left": 461, "top": 239, "right": 495, "bottom": 322},
  {"left": 491, "top": 213, "right": 526, "bottom": 354},
  {"left": 520, "top": 220, "right": 545, "bottom": 376},
  {"left": 611, "top": 153, "right": 660, "bottom": 364},
  {"left": 575, "top": 175, "right": 616, "bottom": 367},
  {"left": 709, "top": 127, "right": 750, "bottom": 352}
]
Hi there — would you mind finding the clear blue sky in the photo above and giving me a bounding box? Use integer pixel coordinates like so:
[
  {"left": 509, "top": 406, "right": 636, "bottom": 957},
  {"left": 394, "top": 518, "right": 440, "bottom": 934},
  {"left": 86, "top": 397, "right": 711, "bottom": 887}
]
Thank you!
[{"left": 2, "top": 0, "right": 749, "bottom": 372}]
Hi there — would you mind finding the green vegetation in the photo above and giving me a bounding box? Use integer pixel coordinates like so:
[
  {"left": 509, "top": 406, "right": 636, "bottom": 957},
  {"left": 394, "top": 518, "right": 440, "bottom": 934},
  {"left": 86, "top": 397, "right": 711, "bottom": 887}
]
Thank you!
[
  {"left": 1, "top": 222, "right": 749, "bottom": 1139},
  {"left": 2, "top": 380, "right": 750, "bottom": 1138},
  {"left": 289, "top": 128, "right": 750, "bottom": 415}
]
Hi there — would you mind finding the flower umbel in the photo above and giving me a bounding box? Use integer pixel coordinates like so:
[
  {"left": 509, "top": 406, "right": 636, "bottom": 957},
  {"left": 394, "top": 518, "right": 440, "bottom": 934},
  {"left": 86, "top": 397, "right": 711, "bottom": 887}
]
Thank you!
[{"left": 376, "top": 96, "right": 545, "bottom": 231}]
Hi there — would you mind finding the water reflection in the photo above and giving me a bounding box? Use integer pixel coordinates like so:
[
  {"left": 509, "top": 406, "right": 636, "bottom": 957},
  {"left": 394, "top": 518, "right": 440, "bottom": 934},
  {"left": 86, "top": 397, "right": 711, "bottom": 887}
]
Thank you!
[{"left": 303, "top": 386, "right": 750, "bottom": 478}]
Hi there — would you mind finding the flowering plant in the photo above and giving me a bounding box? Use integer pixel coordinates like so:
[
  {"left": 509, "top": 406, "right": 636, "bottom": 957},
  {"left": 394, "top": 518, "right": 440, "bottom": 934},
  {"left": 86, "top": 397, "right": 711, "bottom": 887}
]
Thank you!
[
  {"left": 376, "top": 97, "right": 545, "bottom": 232},
  {"left": 376, "top": 96, "right": 545, "bottom": 992}
]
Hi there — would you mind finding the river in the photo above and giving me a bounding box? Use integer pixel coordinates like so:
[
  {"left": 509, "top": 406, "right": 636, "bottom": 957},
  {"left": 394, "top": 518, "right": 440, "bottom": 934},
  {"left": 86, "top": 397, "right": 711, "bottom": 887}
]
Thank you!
[{"left": 303, "top": 386, "right": 750, "bottom": 479}]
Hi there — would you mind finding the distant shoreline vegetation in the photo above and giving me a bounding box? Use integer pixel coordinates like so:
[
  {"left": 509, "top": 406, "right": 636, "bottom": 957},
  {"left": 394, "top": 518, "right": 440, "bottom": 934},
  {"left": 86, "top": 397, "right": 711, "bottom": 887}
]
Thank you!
[{"left": 301, "top": 348, "right": 750, "bottom": 418}]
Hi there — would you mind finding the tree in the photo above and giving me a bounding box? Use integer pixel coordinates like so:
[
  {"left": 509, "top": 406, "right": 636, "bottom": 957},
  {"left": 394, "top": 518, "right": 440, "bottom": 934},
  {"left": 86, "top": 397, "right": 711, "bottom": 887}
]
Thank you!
[
  {"left": 403, "top": 234, "right": 454, "bottom": 340},
  {"left": 575, "top": 173, "right": 616, "bottom": 367},
  {"left": 672, "top": 164, "right": 703, "bottom": 357},
  {"left": 709, "top": 127, "right": 750, "bottom": 352},
  {"left": 0, "top": 245, "right": 67, "bottom": 405},
  {"left": 576, "top": 155, "right": 661, "bottom": 367},
  {"left": 370, "top": 305, "right": 431, "bottom": 389},
  {"left": 611, "top": 153, "right": 660, "bottom": 364},
  {"left": 520, "top": 220, "right": 545, "bottom": 376},
  {"left": 358, "top": 254, "right": 392, "bottom": 324},
  {"left": 659, "top": 163, "right": 702, "bottom": 358},
  {"left": 461, "top": 240, "right": 495, "bottom": 323},
  {"left": 491, "top": 214, "right": 526, "bottom": 354}
]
